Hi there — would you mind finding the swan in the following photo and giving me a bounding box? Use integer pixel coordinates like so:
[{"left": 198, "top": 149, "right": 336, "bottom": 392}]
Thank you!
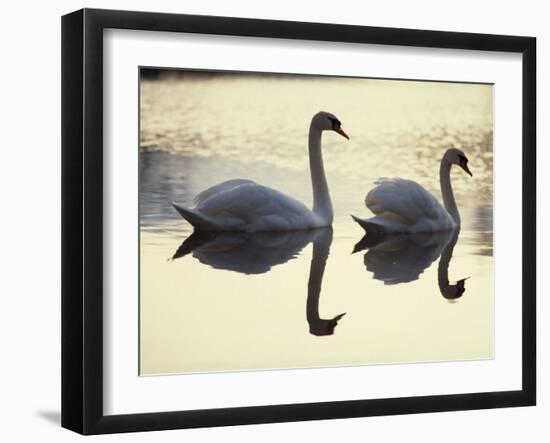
[
  {"left": 352, "top": 148, "right": 472, "bottom": 233},
  {"left": 172, "top": 111, "right": 349, "bottom": 232}
]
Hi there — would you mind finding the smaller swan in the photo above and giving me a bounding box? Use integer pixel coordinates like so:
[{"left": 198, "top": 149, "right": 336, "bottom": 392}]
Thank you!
[
  {"left": 352, "top": 148, "right": 472, "bottom": 234},
  {"left": 172, "top": 111, "right": 349, "bottom": 232}
]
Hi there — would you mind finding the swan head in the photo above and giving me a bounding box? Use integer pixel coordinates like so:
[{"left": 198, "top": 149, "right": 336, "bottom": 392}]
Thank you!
[
  {"left": 445, "top": 148, "right": 472, "bottom": 177},
  {"left": 311, "top": 111, "right": 349, "bottom": 140}
]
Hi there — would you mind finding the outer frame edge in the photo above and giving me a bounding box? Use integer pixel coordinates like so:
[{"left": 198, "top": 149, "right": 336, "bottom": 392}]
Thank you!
[
  {"left": 521, "top": 37, "right": 537, "bottom": 406},
  {"left": 61, "top": 8, "right": 85, "bottom": 435},
  {"left": 62, "top": 8, "right": 537, "bottom": 435}
]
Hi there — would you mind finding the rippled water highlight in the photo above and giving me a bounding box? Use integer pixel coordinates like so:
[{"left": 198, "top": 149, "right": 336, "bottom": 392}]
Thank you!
[{"left": 139, "top": 72, "right": 493, "bottom": 375}]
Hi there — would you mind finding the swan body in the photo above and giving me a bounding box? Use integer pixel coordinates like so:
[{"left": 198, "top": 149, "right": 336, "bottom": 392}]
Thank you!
[
  {"left": 173, "top": 180, "right": 325, "bottom": 232},
  {"left": 352, "top": 148, "right": 472, "bottom": 234},
  {"left": 172, "top": 112, "right": 349, "bottom": 232},
  {"left": 352, "top": 178, "right": 455, "bottom": 233}
]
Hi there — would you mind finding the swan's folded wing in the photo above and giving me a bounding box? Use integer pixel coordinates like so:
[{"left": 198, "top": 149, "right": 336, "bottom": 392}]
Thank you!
[
  {"left": 365, "top": 178, "right": 444, "bottom": 224},
  {"left": 196, "top": 183, "right": 311, "bottom": 224},
  {"left": 193, "top": 179, "right": 257, "bottom": 207}
]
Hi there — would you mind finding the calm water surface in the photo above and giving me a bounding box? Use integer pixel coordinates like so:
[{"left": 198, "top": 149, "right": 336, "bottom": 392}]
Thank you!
[{"left": 139, "top": 74, "right": 494, "bottom": 375}]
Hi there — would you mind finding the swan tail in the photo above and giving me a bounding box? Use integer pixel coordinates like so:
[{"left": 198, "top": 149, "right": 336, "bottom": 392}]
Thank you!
[
  {"left": 351, "top": 215, "right": 387, "bottom": 235},
  {"left": 172, "top": 203, "right": 218, "bottom": 231}
]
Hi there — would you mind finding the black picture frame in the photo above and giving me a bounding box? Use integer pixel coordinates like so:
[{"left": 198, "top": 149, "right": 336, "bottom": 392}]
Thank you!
[{"left": 62, "top": 8, "right": 536, "bottom": 435}]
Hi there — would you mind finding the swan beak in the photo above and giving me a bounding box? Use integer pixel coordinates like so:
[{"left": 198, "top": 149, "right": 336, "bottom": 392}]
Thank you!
[
  {"left": 335, "top": 127, "right": 350, "bottom": 140},
  {"left": 461, "top": 163, "right": 473, "bottom": 177}
]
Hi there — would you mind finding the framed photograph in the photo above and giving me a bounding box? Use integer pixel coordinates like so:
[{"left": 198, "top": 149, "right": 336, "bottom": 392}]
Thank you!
[{"left": 62, "top": 8, "right": 536, "bottom": 435}]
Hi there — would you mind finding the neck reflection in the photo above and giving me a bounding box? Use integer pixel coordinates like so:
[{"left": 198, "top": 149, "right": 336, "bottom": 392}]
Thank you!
[
  {"left": 306, "top": 228, "right": 345, "bottom": 336},
  {"left": 437, "top": 229, "right": 467, "bottom": 300}
]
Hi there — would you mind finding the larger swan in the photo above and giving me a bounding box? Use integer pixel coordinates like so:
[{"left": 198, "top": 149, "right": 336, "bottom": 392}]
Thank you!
[
  {"left": 352, "top": 148, "right": 472, "bottom": 233},
  {"left": 172, "top": 111, "right": 349, "bottom": 232}
]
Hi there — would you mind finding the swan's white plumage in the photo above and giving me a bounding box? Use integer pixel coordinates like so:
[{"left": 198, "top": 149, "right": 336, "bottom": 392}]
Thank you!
[
  {"left": 355, "top": 178, "right": 455, "bottom": 233},
  {"left": 192, "top": 179, "right": 256, "bottom": 206},
  {"left": 353, "top": 148, "right": 471, "bottom": 234},
  {"left": 181, "top": 179, "right": 324, "bottom": 232}
]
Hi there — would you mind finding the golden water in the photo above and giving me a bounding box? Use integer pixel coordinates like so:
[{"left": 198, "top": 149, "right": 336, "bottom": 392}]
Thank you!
[{"left": 139, "top": 72, "right": 493, "bottom": 375}]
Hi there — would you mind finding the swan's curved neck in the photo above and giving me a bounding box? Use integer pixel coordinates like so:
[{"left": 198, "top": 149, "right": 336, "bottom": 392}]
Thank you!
[
  {"left": 440, "top": 159, "right": 460, "bottom": 225},
  {"left": 309, "top": 125, "right": 333, "bottom": 223}
]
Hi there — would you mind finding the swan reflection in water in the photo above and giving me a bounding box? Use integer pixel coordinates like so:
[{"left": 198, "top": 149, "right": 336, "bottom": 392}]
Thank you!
[
  {"left": 172, "top": 227, "right": 345, "bottom": 335},
  {"left": 353, "top": 229, "right": 467, "bottom": 300}
]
